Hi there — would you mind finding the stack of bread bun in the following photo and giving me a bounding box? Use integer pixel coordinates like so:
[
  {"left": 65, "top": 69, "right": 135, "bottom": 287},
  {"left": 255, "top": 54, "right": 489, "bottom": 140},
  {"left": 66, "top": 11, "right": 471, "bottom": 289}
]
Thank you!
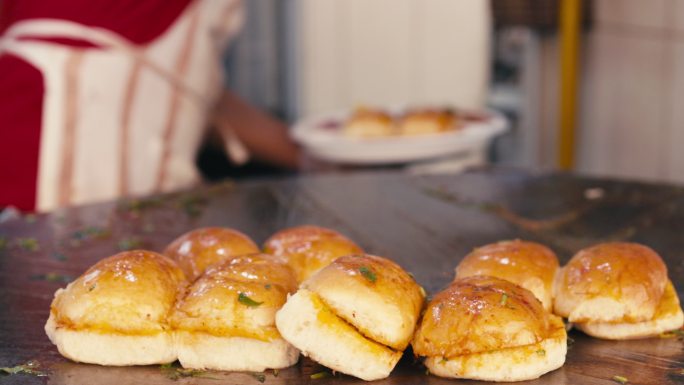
[
  {"left": 413, "top": 240, "right": 567, "bottom": 381},
  {"left": 46, "top": 226, "right": 684, "bottom": 382},
  {"left": 554, "top": 242, "right": 683, "bottom": 340}
]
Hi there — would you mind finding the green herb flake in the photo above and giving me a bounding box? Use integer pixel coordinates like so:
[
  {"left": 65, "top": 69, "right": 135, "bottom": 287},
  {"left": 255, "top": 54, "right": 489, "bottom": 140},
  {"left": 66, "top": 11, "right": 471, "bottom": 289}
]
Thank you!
[
  {"left": 0, "top": 236, "right": 6, "bottom": 251},
  {"left": 52, "top": 252, "right": 68, "bottom": 262},
  {"left": 310, "top": 371, "right": 331, "bottom": 379},
  {"left": 272, "top": 369, "right": 279, "bottom": 377},
  {"left": 250, "top": 372, "right": 266, "bottom": 383},
  {"left": 359, "top": 266, "right": 377, "bottom": 283},
  {"left": 612, "top": 375, "right": 628, "bottom": 384},
  {"left": 238, "top": 292, "right": 263, "bottom": 307},
  {"left": 117, "top": 237, "right": 142, "bottom": 251},
  {"left": 264, "top": 284, "right": 272, "bottom": 290},
  {"left": 660, "top": 328, "right": 684, "bottom": 338},
  {"left": 536, "top": 349, "right": 546, "bottom": 356},
  {"left": 31, "top": 272, "right": 73, "bottom": 283},
  {"left": 17, "top": 238, "right": 40, "bottom": 252},
  {"left": 88, "top": 284, "right": 97, "bottom": 292},
  {"left": 440, "top": 357, "right": 448, "bottom": 363},
  {"left": 0, "top": 361, "right": 47, "bottom": 377},
  {"left": 500, "top": 293, "right": 508, "bottom": 306},
  {"left": 161, "top": 365, "right": 220, "bottom": 381}
]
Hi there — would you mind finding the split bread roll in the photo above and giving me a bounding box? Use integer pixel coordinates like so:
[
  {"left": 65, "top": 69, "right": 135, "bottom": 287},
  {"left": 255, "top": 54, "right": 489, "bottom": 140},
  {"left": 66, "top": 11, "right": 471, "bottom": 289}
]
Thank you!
[
  {"left": 171, "top": 253, "right": 299, "bottom": 371},
  {"left": 45, "top": 250, "right": 187, "bottom": 366},
  {"left": 554, "top": 242, "right": 684, "bottom": 339},
  {"left": 455, "top": 240, "right": 559, "bottom": 311},
  {"left": 164, "top": 227, "right": 259, "bottom": 281},
  {"left": 275, "top": 254, "right": 424, "bottom": 381},
  {"left": 263, "top": 225, "right": 363, "bottom": 283},
  {"left": 412, "top": 276, "right": 567, "bottom": 382}
]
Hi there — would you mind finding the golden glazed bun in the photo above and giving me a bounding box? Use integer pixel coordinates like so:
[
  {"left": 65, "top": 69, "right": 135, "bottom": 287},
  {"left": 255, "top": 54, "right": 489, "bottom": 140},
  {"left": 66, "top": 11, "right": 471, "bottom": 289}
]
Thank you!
[
  {"left": 276, "top": 254, "right": 424, "bottom": 381},
  {"left": 263, "top": 225, "right": 363, "bottom": 283},
  {"left": 554, "top": 242, "right": 683, "bottom": 339},
  {"left": 164, "top": 227, "right": 259, "bottom": 281},
  {"left": 456, "top": 240, "right": 559, "bottom": 311},
  {"left": 343, "top": 107, "right": 396, "bottom": 138},
  {"left": 398, "top": 109, "right": 458, "bottom": 136},
  {"left": 412, "top": 276, "right": 566, "bottom": 382},
  {"left": 171, "top": 253, "right": 299, "bottom": 371},
  {"left": 45, "top": 250, "right": 187, "bottom": 366}
]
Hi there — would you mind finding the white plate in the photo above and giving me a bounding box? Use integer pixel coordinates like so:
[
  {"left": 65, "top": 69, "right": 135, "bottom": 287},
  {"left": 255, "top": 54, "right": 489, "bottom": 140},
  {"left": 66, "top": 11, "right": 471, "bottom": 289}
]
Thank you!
[{"left": 291, "top": 108, "right": 509, "bottom": 165}]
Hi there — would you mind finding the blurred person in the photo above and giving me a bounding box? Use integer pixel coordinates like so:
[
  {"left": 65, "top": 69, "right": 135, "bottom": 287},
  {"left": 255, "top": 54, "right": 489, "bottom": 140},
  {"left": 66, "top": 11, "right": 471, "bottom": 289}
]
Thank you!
[{"left": 0, "top": 0, "right": 300, "bottom": 213}]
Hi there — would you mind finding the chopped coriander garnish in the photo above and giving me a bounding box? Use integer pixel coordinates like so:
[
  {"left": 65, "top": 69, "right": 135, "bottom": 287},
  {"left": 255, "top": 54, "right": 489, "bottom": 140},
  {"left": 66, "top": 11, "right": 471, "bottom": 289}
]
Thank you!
[
  {"left": 0, "top": 361, "right": 47, "bottom": 377},
  {"left": 536, "top": 349, "right": 546, "bottom": 356},
  {"left": 264, "top": 284, "right": 272, "bottom": 290},
  {"left": 52, "top": 252, "right": 68, "bottom": 261},
  {"left": 310, "top": 371, "right": 331, "bottom": 379},
  {"left": 500, "top": 293, "right": 508, "bottom": 306},
  {"left": 17, "top": 238, "right": 40, "bottom": 252},
  {"left": 238, "top": 292, "right": 263, "bottom": 307},
  {"left": 250, "top": 372, "right": 266, "bottom": 383},
  {"left": 117, "top": 237, "right": 142, "bottom": 251},
  {"left": 161, "top": 365, "right": 220, "bottom": 381},
  {"left": 30, "top": 272, "right": 73, "bottom": 283},
  {"left": 660, "top": 328, "right": 684, "bottom": 338},
  {"left": 612, "top": 375, "right": 628, "bottom": 384},
  {"left": 440, "top": 357, "right": 448, "bottom": 363},
  {"left": 359, "top": 266, "right": 377, "bottom": 283},
  {"left": 88, "top": 284, "right": 97, "bottom": 292}
]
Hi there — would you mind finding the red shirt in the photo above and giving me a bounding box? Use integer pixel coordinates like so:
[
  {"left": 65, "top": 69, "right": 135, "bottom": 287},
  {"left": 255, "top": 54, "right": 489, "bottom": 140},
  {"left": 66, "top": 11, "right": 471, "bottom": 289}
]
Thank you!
[{"left": 0, "top": 0, "right": 193, "bottom": 211}]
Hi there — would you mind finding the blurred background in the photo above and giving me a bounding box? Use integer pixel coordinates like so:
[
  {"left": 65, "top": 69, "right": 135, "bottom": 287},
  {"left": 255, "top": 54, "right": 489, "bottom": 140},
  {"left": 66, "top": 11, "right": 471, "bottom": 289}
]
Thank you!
[
  {"left": 221, "top": 0, "right": 682, "bottom": 182},
  {"left": 2, "top": 0, "right": 684, "bottom": 212}
]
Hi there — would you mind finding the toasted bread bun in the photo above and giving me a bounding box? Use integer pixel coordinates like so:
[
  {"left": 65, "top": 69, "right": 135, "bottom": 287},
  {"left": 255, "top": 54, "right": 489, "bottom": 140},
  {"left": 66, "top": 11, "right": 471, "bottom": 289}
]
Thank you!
[
  {"left": 263, "top": 225, "right": 363, "bottom": 282},
  {"left": 343, "top": 107, "right": 396, "bottom": 138},
  {"left": 45, "top": 250, "right": 186, "bottom": 365},
  {"left": 575, "top": 280, "right": 684, "bottom": 339},
  {"left": 398, "top": 109, "right": 458, "bottom": 136},
  {"left": 171, "top": 253, "right": 299, "bottom": 371},
  {"left": 456, "top": 240, "right": 559, "bottom": 311},
  {"left": 554, "top": 242, "right": 668, "bottom": 323},
  {"left": 276, "top": 254, "right": 424, "bottom": 380},
  {"left": 275, "top": 289, "right": 402, "bottom": 381},
  {"left": 164, "top": 227, "right": 259, "bottom": 281},
  {"left": 413, "top": 276, "right": 566, "bottom": 381},
  {"left": 302, "top": 254, "right": 424, "bottom": 350}
]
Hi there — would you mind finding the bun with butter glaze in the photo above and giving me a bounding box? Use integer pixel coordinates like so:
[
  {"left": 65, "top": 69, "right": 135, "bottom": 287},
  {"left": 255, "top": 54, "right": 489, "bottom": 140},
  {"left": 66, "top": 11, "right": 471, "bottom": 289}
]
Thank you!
[
  {"left": 263, "top": 225, "right": 363, "bottom": 283},
  {"left": 171, "top": 253, "right": 299, "bottom": 371},
  {"left": 45, "top": 250, "right": 186, "bottom": 366},
  {"left": 412, "top": 276, "right": 566, "bottom": 382},
  {"left": 456, "top": 240, "right": 559, "bottom": 311},
  {"left": 275, "top": 254, "right": 424, "bottom": 381},
  {"left": 164, "top": 227, "right": 259, "bottom": 281},
  {"left": 554, "top": 242, "right": 683, "bottom": 339}
]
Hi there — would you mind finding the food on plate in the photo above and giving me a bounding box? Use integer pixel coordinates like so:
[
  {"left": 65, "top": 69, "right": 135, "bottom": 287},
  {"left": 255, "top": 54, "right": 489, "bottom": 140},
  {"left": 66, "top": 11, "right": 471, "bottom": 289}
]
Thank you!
[
  {"left": 275, "top": 254, "right": 424, "bottom": 381},
  {"left": 263, "top": 225, "right": 363, "bottom": 283},
  {"left": 554, "top": 242, "right": 684, "bottom": 339},
  {"left": 343, "top": 107, "right": 396, "bottom": 138},
  {"left": 342, "top": 106, "right": 461, "bottom": 138},
  {"left": 171, "top": 253, "right": 299, "bottom": 371},
  {"left": 398, "top": 108, "right": 459, "bottom": 136},
  {"left": 412, "top": 276, "right": 566, "bottom": 382},
  {"left": 455, "top": 240, "right": 559, "bottom": 311},
  {"left": 164, "top": 227, "right": 259, "bottom": 281},
  {"left": 45, "top": 250, "right": 187, "bottom": 366}
]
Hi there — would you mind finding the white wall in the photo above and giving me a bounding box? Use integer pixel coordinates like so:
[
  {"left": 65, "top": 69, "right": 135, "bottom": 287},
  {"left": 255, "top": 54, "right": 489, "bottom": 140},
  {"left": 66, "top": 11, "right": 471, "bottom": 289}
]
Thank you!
[{"left": 295, "top": 0, "right": 491, "bottom": 116}]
